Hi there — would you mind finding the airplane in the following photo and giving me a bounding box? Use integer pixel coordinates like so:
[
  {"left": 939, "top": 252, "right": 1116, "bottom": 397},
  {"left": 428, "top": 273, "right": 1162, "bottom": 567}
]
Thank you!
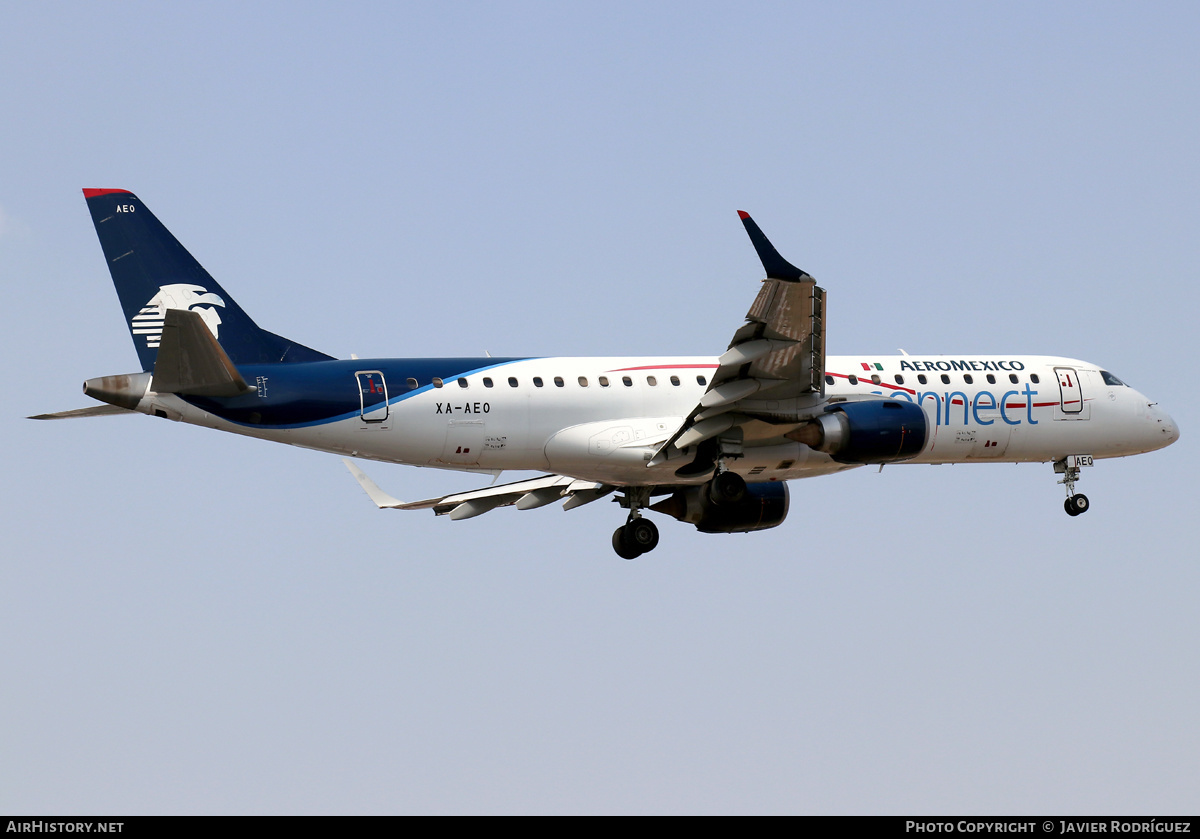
[{"left": 33, "top": 188, "right": 1180, "bottom": 558}]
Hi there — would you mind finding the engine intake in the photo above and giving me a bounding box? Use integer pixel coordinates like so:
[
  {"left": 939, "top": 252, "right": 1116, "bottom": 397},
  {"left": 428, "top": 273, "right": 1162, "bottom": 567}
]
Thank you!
[{"left": 787, "top": 399, "right": 927, "bottom": 464}]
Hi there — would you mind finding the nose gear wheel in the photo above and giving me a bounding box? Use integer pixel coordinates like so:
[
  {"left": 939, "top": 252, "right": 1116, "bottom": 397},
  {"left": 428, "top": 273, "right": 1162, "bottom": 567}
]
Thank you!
[{"left": 1054, "top": 456, "right": 1092, "bottom": 517}]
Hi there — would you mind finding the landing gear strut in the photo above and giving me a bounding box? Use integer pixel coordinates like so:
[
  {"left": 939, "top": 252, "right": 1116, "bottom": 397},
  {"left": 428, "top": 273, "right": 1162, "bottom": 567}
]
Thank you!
[
  {"left": 612, "top": 488, "right": 660, "bottom": 559},
  {"left": 1054, "top": 455, "right": 1092, "bottom": 517}
]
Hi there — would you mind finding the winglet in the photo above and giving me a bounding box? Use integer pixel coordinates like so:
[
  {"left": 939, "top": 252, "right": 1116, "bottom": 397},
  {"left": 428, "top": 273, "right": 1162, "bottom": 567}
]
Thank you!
[
  {"left": 737, "top": 211, "right": 810, "bottom": 281},
  {"left": 343, "top": 459, "right": 406, "bottom": 508}
]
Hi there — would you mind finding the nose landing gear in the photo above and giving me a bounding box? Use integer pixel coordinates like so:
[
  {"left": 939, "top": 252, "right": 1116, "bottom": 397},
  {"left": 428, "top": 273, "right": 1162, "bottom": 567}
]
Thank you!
[{"left": 1054, "top": 455, "right": 1093, "bottom": 517}]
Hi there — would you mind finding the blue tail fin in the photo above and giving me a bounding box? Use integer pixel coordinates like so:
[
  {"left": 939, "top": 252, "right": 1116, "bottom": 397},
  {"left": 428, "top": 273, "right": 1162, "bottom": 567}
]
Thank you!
[{"left": 83, "top": 189, "right": 333, "bottom": 371}]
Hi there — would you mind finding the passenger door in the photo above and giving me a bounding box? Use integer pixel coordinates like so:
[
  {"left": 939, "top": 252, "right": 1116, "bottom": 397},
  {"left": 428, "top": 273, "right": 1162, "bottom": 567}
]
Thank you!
[
  {"left": 1054, "top": 366, "right": 1089, "bottom": 420},
  {"left": 356, "top": 371, "right": 389, "bottom": 426}
]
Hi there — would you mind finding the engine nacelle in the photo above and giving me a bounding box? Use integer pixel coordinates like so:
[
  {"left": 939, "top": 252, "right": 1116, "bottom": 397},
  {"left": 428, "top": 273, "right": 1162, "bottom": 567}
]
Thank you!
[
  {"left": 650, "top": 481, "right": 789, "bottom": 534},
  {"left": 787, "top": 399, "right": 927, "bottom": 464}
]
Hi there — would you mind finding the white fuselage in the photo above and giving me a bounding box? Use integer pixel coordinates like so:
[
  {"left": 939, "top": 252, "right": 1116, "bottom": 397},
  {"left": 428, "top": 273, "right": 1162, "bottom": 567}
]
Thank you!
[{"left": 144, "top": 354, "right": 1178, "bottom": 487}]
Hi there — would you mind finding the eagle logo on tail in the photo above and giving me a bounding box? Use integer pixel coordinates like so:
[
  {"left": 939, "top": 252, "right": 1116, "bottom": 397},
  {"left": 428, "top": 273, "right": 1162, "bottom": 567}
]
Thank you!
[{"left": 130, "top": 284, "right": 226, "bottom": 349}]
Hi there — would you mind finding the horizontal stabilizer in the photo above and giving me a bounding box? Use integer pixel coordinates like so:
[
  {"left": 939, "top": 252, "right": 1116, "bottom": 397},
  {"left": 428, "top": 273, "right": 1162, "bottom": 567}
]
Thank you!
[
  {"left": 28, "top": 405, "right": 136, "bottom": 420},
  {"left": 152, "top": 308, "right": 253, "bottom": 397}
]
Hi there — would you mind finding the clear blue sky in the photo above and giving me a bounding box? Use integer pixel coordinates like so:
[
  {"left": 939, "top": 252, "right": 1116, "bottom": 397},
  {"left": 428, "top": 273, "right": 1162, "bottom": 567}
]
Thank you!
[{"left": 2, "top": 1, "right": 1197, "bottom": 814}]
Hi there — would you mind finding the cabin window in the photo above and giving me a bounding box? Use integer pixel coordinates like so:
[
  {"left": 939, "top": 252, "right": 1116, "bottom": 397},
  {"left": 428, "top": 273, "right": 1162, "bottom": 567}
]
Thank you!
[
  {"left": 697, "top": 375, "right": 707, "bottom": 386},
  {"left": 871, "top": 374, "right": 881, "bottom": 385},
  {"left": 483, "top": 377, "right": 493, "bottom": 388},
  {"left": 622, "top": 376, "right": 633, "bottom": 387},
  {"left": 848, "top": 375, "right": 858, "bottom": 385},
  {"left": 940, "top": 374, "right": 950, "bottom": 384},
  {"left": 986, "top": 374, "right": 996, "bottom": 385},
  {"left": 670, "top": 375, "right": 681, "bottom": 386},
  {"left": 407, "top": 377, "right": 418, "bottom": 390},
  {"left": 508, "top": 377, "right": 519, "bottom": 387},
  {"left": 578, "top": 376, "right": 589, "bottom": 387},
  {"left": 918, "top": 374, "right": 928, "bottom": 384},
  {"left": 894, "top": 374, "right": 905, "bottom": 385},
  {"left": 1031, "top": 373, "right": 1041, "bottom": 384},
  {"left": 963, "top": 374, "right": 973, "bottom": 385},
  {"left": 825, "top": 375, "right": 835, "bottom": 385},
  {"left": 1009, "top": 373, "right": 1019, "bottom": 384},
  {"left": 554, "top": 376, "right": 565, "bottom": 387},
  {"left": 599, "top": 376, "right": 610, "bottom": 387},
  {"left": 432, "top": 377, "right": 444, "bottom": 388},
  {"left": 647, "top": 376, "right": 657, "bottom": 386},
  {"left": 533, "top": 377, "right": 544, "bottom": 387},
  {"left": 457, "top": 377, "right": 468, "bottom": 388}
]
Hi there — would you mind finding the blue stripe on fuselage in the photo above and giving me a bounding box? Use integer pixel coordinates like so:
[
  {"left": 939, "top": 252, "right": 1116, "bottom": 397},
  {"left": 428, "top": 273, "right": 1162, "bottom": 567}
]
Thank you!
[{"left": 181, "top": 357, "right": 532, "bottom": 429}]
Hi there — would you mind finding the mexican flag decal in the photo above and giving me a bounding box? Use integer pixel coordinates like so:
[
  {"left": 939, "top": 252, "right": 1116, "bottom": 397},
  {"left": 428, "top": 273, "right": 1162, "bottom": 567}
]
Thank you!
[{"left": 860, "top": 362, "right": 883, "bottom": 371}]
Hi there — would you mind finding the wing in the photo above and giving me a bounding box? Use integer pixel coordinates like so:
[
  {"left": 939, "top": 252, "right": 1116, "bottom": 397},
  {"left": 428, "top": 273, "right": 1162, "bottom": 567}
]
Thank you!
[
  {"left": 650, "top": 212, "right": 826, "bottom": 472},
  {"left": 344, "top": 460, "right": 613, "bottom": 520}
]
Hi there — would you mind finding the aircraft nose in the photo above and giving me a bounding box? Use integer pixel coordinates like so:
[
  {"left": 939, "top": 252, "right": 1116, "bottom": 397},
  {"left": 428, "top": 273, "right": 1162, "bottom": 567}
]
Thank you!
[
  {"left": 1149, "top": 404, "right": 1179, "bottom": 448},
  {"left": 1163, "top": 412, "right": 1180, "bottom": 445}
]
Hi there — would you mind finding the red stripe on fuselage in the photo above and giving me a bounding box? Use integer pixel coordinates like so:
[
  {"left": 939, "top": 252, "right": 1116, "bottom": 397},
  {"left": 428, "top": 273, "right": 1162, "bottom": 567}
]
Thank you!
[{"left": 608, "top": 364, "right": 719, "bottom": 372}]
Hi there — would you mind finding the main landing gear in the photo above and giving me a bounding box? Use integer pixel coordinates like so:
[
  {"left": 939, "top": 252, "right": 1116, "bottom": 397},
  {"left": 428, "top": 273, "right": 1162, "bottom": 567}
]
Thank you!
[
  {"left": 612, "top": 487, "right": 660, "bottom": 559},
  {"left": 1054, "top": 455, "right": 1093, "bottom": 517},
  {"left": 613, "top": 517, "right": 659, "bottom": 560},
  {"left": 610, "top": 462, "right": 751, "bottom": 558}
]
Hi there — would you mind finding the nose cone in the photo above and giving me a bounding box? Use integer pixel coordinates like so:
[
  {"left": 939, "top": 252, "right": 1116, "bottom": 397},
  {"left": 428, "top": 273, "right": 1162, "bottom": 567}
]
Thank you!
[
  {"left": 1148, "top": 403, "right": 1179, "bottom": 450},
  {"left": 1162, "top": 412, "right": 1180, "bottom": 446}
]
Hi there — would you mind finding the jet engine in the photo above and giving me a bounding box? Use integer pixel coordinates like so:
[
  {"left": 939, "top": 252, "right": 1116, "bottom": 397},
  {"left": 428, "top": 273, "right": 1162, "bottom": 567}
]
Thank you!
[
  {"left": 786, "top": 399, "right": 927, "bottom": 464},
  {"left": 650, "top": 481, "right": 789, "bottom": 534}
]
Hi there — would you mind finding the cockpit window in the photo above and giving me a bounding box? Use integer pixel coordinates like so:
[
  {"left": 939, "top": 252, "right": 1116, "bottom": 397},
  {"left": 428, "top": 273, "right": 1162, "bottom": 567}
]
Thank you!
[{"left": 1100, "top": 371, "right": 1127, "bottom": 387}]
